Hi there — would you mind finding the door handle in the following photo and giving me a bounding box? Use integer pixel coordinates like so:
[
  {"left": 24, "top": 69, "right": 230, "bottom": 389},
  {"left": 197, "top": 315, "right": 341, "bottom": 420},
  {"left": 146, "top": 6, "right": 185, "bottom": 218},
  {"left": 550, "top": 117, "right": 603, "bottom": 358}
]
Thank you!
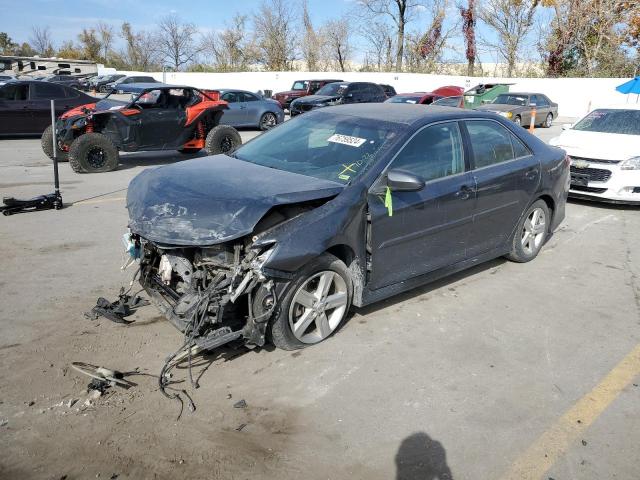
[
  {"left": 524, "top": 168, "right": 538, "bottom": 180},
  {"left": 456, "top": 185, "right": 474, "bottom": 200}
]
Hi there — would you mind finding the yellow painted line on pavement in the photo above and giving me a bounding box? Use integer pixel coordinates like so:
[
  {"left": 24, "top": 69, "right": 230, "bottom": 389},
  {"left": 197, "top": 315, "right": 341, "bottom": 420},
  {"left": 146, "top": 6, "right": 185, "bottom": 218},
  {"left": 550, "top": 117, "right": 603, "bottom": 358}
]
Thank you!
[
  {"left": 73, "top": 196, "right": 126, "bottom": 205},
  {"left": 500, "top": 342, "right": 640, "bottom": 480}
]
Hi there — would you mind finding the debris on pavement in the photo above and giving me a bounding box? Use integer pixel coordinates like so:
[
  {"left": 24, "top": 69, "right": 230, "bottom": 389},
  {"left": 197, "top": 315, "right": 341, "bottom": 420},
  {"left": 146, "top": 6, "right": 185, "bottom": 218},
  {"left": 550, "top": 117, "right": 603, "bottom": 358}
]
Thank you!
[
  {"left": 233, "top": 399, "right": 247, "bottom": 409},
  {"left": 84, "top": 288, "right": 149, "bottom": 324},
  {"left": 236, "top": 423, "right": 247, "bottom": 431}
]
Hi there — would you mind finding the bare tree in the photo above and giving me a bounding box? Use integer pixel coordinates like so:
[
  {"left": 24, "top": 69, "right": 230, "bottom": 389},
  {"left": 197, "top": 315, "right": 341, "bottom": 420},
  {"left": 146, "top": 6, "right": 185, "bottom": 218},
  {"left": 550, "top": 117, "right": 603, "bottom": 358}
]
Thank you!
[
  {"left": 78, "top": 29, "right": 101, "bottom": 61},
  {"left": 357, "top": 0, "right": 425, "bottom": 71},
  {"left": 360, "top": 21, "right": 395, "bottom": 71},
  {"left": 201, "top": 14, "right": 257, "bottom": 71},
  {"left": 119, "top": 22, "right": 160, "bottom": 71},
  {"left": 253, "top": 0, "right": 298, "bottom": 71},
  {"left": 156, "top": 15, "right": 200, "bottom": 70},
  {"left": 460, "top": 0, "right": 477, "bottom": 76},
  {"left": 301, "top": 0, "right": 321, "bottom": 71},
  {"left": 479, "top": 0, "right": 542, "bottom": 77},
  {"left": 321, "top": 18, "right": 353, "bottom": 72},
  {"left": 96, "top": 22, "right": 114, "bottom": 62},
  {"left": 30, "top": 26, "right": 54, "bottom": 56}
]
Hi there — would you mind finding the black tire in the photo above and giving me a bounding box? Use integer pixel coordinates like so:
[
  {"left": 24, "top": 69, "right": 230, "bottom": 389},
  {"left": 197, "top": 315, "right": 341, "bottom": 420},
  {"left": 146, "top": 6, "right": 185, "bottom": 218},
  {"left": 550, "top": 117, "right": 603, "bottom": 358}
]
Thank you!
[
  {"left": 68, "top": 133, "right": 119, "bottom": 174},
  {"left": 270, "top": 253, "right": 353, "bottom": 351},
  {"left": 506, "top": 199, "right": 550, "bottom": 263},
  {"left": 205, "top": 125, "right": 242, "bottom": 156},
  {"left": 514, "top": 115, "right": 522, "bottom": 127},
  {"left": 41, "top": 125, "right": 68, "bottom": 162},
  {"left": 259, "top": 112, "right": 278, "bottom": 131},
  {"left": 177, "top": 147, "right": 202, "bottom": 154},
  {"left": 543, "top": 113, "right": 553, "bottom": 128}
]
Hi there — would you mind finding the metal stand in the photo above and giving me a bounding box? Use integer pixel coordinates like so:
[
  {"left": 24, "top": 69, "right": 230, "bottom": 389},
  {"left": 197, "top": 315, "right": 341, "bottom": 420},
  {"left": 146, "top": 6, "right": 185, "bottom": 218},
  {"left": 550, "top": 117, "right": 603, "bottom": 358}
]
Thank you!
[{"left": 1, "top": 100, "right": 64, "bottom": 216}]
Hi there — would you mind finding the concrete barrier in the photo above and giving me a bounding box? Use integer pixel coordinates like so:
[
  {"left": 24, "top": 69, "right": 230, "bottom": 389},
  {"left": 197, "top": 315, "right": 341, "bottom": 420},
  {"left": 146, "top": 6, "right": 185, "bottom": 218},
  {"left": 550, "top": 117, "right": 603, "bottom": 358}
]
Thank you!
[{"left": 103, "top": 69, "right": 635, "bottom": 118}]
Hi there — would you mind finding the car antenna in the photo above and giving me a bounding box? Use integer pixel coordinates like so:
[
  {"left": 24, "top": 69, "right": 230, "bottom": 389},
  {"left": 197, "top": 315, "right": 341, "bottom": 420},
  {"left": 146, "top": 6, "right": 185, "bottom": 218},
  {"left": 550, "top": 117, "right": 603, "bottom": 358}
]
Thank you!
[{"left": 0, "top": 99, "right": 64, "bottom": 216}]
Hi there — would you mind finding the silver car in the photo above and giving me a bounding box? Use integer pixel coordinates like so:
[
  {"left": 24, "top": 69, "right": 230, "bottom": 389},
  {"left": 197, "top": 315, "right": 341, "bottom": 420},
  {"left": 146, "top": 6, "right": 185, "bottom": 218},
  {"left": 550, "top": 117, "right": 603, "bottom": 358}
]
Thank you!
[{"left": 218, "top": 89, "right": 285, "bottom": 131}]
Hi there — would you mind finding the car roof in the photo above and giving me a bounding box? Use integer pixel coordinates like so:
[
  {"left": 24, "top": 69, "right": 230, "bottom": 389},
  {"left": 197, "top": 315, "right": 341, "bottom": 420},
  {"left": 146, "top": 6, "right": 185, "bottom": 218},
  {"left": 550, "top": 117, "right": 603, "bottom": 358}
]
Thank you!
[
  {"left": 324, "top": 103, "right": 496, "bottom": 125},
  {"left": 117, "top": 83, "right": 192, "bottom": 92}
]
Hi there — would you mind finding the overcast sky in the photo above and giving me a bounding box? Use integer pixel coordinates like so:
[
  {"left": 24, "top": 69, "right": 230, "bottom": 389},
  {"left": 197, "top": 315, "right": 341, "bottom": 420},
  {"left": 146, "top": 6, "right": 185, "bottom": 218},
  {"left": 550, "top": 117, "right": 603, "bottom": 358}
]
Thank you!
[{"left": 0, "top": 0, "right": 546, "bottom": 65}]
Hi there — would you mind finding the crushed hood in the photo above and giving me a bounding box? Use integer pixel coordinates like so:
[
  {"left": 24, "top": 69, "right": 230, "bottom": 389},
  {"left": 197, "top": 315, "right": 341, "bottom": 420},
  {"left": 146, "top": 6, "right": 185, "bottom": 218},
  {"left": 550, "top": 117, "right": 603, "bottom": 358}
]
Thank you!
[{"left": 127, "top": 155, "right": 344, "bottom": 246}]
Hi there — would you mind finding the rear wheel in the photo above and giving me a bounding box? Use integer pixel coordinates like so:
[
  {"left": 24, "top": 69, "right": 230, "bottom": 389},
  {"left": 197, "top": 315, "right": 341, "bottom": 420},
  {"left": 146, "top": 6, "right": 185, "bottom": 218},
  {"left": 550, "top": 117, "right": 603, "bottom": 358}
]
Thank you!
[
  {"left": 543, "top": 113, "right": 553, "bottom": 128},
  {"left": 205, "top": 125, "right": 242, "bottom": 156},
  {"left": 271, "top": 253, "right": 352, "bottom": 350},
  {"left": 513, "top": 115, "right": 522, "bottom": 127},
  {"left": 506, "top": 200, "right": 550, "bottom": 263},
  {"left": 41, "top": 125, "right": 68, "bottom": 162},
  {"left": 259, "top": 112, "right": 277, "bottom": 131},
  {"left": 68, "top": 133, "right": 119, "bottom": 173}
]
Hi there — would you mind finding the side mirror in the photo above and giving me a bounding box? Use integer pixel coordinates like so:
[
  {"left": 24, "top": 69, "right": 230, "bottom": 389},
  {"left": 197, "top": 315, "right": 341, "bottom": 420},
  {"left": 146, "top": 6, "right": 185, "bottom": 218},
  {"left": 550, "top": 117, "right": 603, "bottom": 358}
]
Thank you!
[
  {"left": 387, "top": 169, "right": 425, "bottom": 192},
  {"left": 562, "top": 123, "right": 573, "bottom": 130}
]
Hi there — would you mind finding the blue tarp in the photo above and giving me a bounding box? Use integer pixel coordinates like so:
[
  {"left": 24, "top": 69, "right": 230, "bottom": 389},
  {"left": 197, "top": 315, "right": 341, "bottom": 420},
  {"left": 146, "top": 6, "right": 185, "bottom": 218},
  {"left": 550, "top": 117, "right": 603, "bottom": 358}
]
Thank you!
[{"left": 615, "top": 77, "right": 640, "bottom": 95}]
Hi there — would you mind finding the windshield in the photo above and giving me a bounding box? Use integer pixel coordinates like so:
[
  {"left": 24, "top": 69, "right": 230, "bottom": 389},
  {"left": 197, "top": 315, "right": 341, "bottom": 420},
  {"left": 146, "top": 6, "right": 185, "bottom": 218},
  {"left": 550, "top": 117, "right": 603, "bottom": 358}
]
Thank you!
[
  {"left": 387, "top": 95, "right": 423, "bottom": 104},
  {"left": 316, "top": 83, "right": 348, "bottom": 96},
  {"left": 573, "top": 109, "right": 640, "bottom": 135},
  {"left": 493, "top": 94, "right": 528, "bottom": 106},
  {"left": 292, "top": 81, "right": 308, "bottom": 91},
  {"left": 232, "top": 112, "right": 400, "bottom": 184}
]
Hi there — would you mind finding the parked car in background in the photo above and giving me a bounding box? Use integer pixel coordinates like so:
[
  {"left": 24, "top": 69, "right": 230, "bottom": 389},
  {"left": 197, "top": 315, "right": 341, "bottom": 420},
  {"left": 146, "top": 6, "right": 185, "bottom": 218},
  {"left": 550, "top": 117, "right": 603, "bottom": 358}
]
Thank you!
[
  {"left": 0, "top": 80, "right": 96, "bottom": 135},
  {"left": 77, "top": 73, "right": 98, "bottom": 91},
  {"left": 290, "top": 82, "right": 386, "bottom": 116},
  {"left": 379, "top": 84, "right": 397, "bottom": 98},
  {"left": 101, "top": 75, "right": 158, "bottom": 93},
  {"left": 272, "top": 79, "right": 343, "bottom": 110},
  {"left": 124, "top": 103, "right": 568, "bottom": 353},
  {"left": 386, "top": 92, "right": 444, "bottom": 105},
  {"left": 549, "top": 105, "right": 640, "bottom": 204},
  {"left": 0, "top": 74, "right": 15, "bottom": 85},
  {"left": 42, "top": 74, "right": 81, "bottom": 90},
  {"left": 91, "top": 74, "right": 125, "bottom": 92},
  {"left": 476, "top": 92, "right": 558, "bottom": 128},
  {"left": 432, "top": 85, "right": 465, "bottom": 97},
  {"left": 217, "top": 89, "right": 284, "bottom": 130},
  {"left": 432, "top": 96, "right": 465, "bottom": 108}
]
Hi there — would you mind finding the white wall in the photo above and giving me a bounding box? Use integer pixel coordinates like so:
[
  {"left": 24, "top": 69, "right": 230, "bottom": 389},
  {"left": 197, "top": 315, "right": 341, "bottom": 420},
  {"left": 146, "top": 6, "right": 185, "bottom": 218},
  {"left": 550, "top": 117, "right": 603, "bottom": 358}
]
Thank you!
[{"left": 110, "top": 69, "right": 634, "bottom": 118}]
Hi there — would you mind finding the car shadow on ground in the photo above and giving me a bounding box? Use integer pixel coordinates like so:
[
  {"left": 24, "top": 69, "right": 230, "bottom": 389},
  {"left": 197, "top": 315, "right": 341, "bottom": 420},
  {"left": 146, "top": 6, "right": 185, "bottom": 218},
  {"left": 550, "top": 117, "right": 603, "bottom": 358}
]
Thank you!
[
  {"left": 395, "top": 432, "right": 454, "bottom": 480},
  {"left": 115, "top": 150, "right": 210, "bottom": 171}
]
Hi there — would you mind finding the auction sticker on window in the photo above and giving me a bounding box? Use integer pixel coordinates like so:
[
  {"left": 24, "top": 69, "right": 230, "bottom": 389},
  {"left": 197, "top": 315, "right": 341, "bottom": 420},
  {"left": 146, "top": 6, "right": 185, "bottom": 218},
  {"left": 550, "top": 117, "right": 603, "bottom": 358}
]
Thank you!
[{"left": 327, "top": 134, "right": 367, "bottom": 148}]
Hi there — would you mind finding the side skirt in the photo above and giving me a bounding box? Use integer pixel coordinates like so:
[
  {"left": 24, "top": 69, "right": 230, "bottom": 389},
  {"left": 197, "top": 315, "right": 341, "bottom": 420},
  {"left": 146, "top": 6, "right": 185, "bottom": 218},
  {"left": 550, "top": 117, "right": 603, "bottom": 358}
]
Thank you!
[{"left": 358, "top": 246, "right": 509, "bottom": 307}]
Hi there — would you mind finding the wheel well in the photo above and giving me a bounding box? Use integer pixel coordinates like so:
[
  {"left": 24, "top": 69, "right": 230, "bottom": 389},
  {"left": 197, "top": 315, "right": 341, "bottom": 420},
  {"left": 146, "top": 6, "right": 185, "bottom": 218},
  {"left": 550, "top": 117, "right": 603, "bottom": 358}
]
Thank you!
[
  {"left": 538, "top": 194, "right": 555, "bottom": 218},
  {"left": 326, "top": 244, "right": 356, "bottom": 267}
]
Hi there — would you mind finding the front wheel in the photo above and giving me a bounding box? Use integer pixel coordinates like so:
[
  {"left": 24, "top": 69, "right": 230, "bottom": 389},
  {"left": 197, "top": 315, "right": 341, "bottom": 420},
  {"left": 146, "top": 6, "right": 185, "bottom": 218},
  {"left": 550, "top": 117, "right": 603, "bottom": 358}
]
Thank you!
[
  {"left": 513, "top": 115, "right": 522, "bottom": 127},
  {"left": 259, "top": 112, "right": 278, "bottom": 131},
  {"left": 270, "top": 253, "right": 352, "bottom": 350},
  {"left": 205, "top": 125, "right": 242, "bottom": 156},
  {"left": 41, "top": 125, "right": 68, "bottom": 162},
  {"left": 506, "top": 200, "right": 550, "bottom": 263},
  {"left": 68, "top": 133, "right": 119, "bottom": 173}
]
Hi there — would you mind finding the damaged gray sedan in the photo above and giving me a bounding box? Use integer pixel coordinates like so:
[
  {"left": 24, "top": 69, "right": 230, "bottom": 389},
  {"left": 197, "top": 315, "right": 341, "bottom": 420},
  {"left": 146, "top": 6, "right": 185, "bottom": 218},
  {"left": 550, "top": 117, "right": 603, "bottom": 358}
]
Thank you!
[{"left": 124, "top": 104, "right": 568, "bottom": 353}]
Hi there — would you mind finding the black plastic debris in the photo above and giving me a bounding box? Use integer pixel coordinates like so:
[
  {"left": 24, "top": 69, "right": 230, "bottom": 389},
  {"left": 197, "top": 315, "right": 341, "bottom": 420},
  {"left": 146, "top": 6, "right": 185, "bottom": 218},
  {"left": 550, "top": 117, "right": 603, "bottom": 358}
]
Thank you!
[
  {"left": 236, "top": 423, "right": 247, "bottom": 432},
  {"left": 85, "top": 289, "right": 149, "bottom": 324},
  {"left": 88, "top": 378, "right": 111, "bottom": 394},
  {"left": 233, "top": 399, "right": 247, "bottom": 409}
]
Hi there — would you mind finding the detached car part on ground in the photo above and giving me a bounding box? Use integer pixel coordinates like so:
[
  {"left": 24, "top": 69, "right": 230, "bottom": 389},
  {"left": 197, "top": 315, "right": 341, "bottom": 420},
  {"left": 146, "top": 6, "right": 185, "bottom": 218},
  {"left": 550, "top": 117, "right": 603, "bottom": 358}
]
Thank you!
[
  {"left": 41, "top": 84, "right": 242, "bottom": 173},
  {"left": 121, "top": 104, "right": 568, "bottom": 360}
]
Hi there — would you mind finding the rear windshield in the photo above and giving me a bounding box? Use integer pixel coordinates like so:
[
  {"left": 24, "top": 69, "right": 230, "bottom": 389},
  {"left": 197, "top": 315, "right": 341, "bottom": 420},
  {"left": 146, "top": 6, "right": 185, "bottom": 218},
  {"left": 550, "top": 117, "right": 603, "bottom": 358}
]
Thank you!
[
  {"left": 493, "top": 94, "right": 528, "bottom": 106},
  {"left": 573, "top": 109, "right": 640, "bottom": 135},
  {"left": 386, "top": 95, "right": 423, "bottom": 104},
  {"left": 316, "top": 83, "right": 348, "bottom": 96}
]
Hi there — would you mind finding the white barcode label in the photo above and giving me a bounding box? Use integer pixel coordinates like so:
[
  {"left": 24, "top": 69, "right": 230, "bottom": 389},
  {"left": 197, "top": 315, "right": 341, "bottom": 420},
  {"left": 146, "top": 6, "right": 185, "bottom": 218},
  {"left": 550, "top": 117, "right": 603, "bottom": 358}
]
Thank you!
[{"left": 327, "top": 134, "right": 367, "bottom": 147}]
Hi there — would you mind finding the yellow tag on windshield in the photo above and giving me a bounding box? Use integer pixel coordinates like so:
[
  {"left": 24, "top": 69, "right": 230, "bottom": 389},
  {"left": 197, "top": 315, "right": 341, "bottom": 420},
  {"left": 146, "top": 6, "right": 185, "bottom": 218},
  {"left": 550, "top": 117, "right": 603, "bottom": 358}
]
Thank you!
[{"left": 384, "top": 186, "right": 393, "bottom": 217}]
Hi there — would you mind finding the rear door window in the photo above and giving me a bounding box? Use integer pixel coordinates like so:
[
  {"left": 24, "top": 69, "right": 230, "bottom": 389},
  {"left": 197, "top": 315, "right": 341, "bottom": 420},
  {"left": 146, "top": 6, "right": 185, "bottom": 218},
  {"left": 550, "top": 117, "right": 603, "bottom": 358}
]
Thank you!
[
  {"left": 242, "top": 92, "right": 259, "bottom": 102},
  {"left": 32, "top": 82, "right": 67, "bottom": 99},
  {"left": 0, "top": 84, "right": 29, "bottom": 100},
  {"left": 465, "top": 120, "right": 516, "bottom": 168}
]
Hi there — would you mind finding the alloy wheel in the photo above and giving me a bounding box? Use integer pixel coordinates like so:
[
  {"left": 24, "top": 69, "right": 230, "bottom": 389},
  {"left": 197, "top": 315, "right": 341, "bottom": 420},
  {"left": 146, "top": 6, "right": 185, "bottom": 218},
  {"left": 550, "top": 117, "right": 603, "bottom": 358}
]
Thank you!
[
  {"left": 261, "top": 113, "right": 277, "bottom": 130},
  {"left": 545, "top": 113, "right": 553, "bottom": 128},
  {"left": 289, "top": 271, "right": 348, "bottom": 344},
  {"left": 521, "top": 207, "right": 546, "bottom": 255}
]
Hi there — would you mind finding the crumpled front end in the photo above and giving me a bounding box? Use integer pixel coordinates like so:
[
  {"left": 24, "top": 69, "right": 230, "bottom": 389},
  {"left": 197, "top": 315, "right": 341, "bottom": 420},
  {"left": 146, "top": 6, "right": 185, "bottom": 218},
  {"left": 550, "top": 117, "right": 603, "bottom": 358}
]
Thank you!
[{"left": 135, "top": 234, "right": 280, "bottom": 349}]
